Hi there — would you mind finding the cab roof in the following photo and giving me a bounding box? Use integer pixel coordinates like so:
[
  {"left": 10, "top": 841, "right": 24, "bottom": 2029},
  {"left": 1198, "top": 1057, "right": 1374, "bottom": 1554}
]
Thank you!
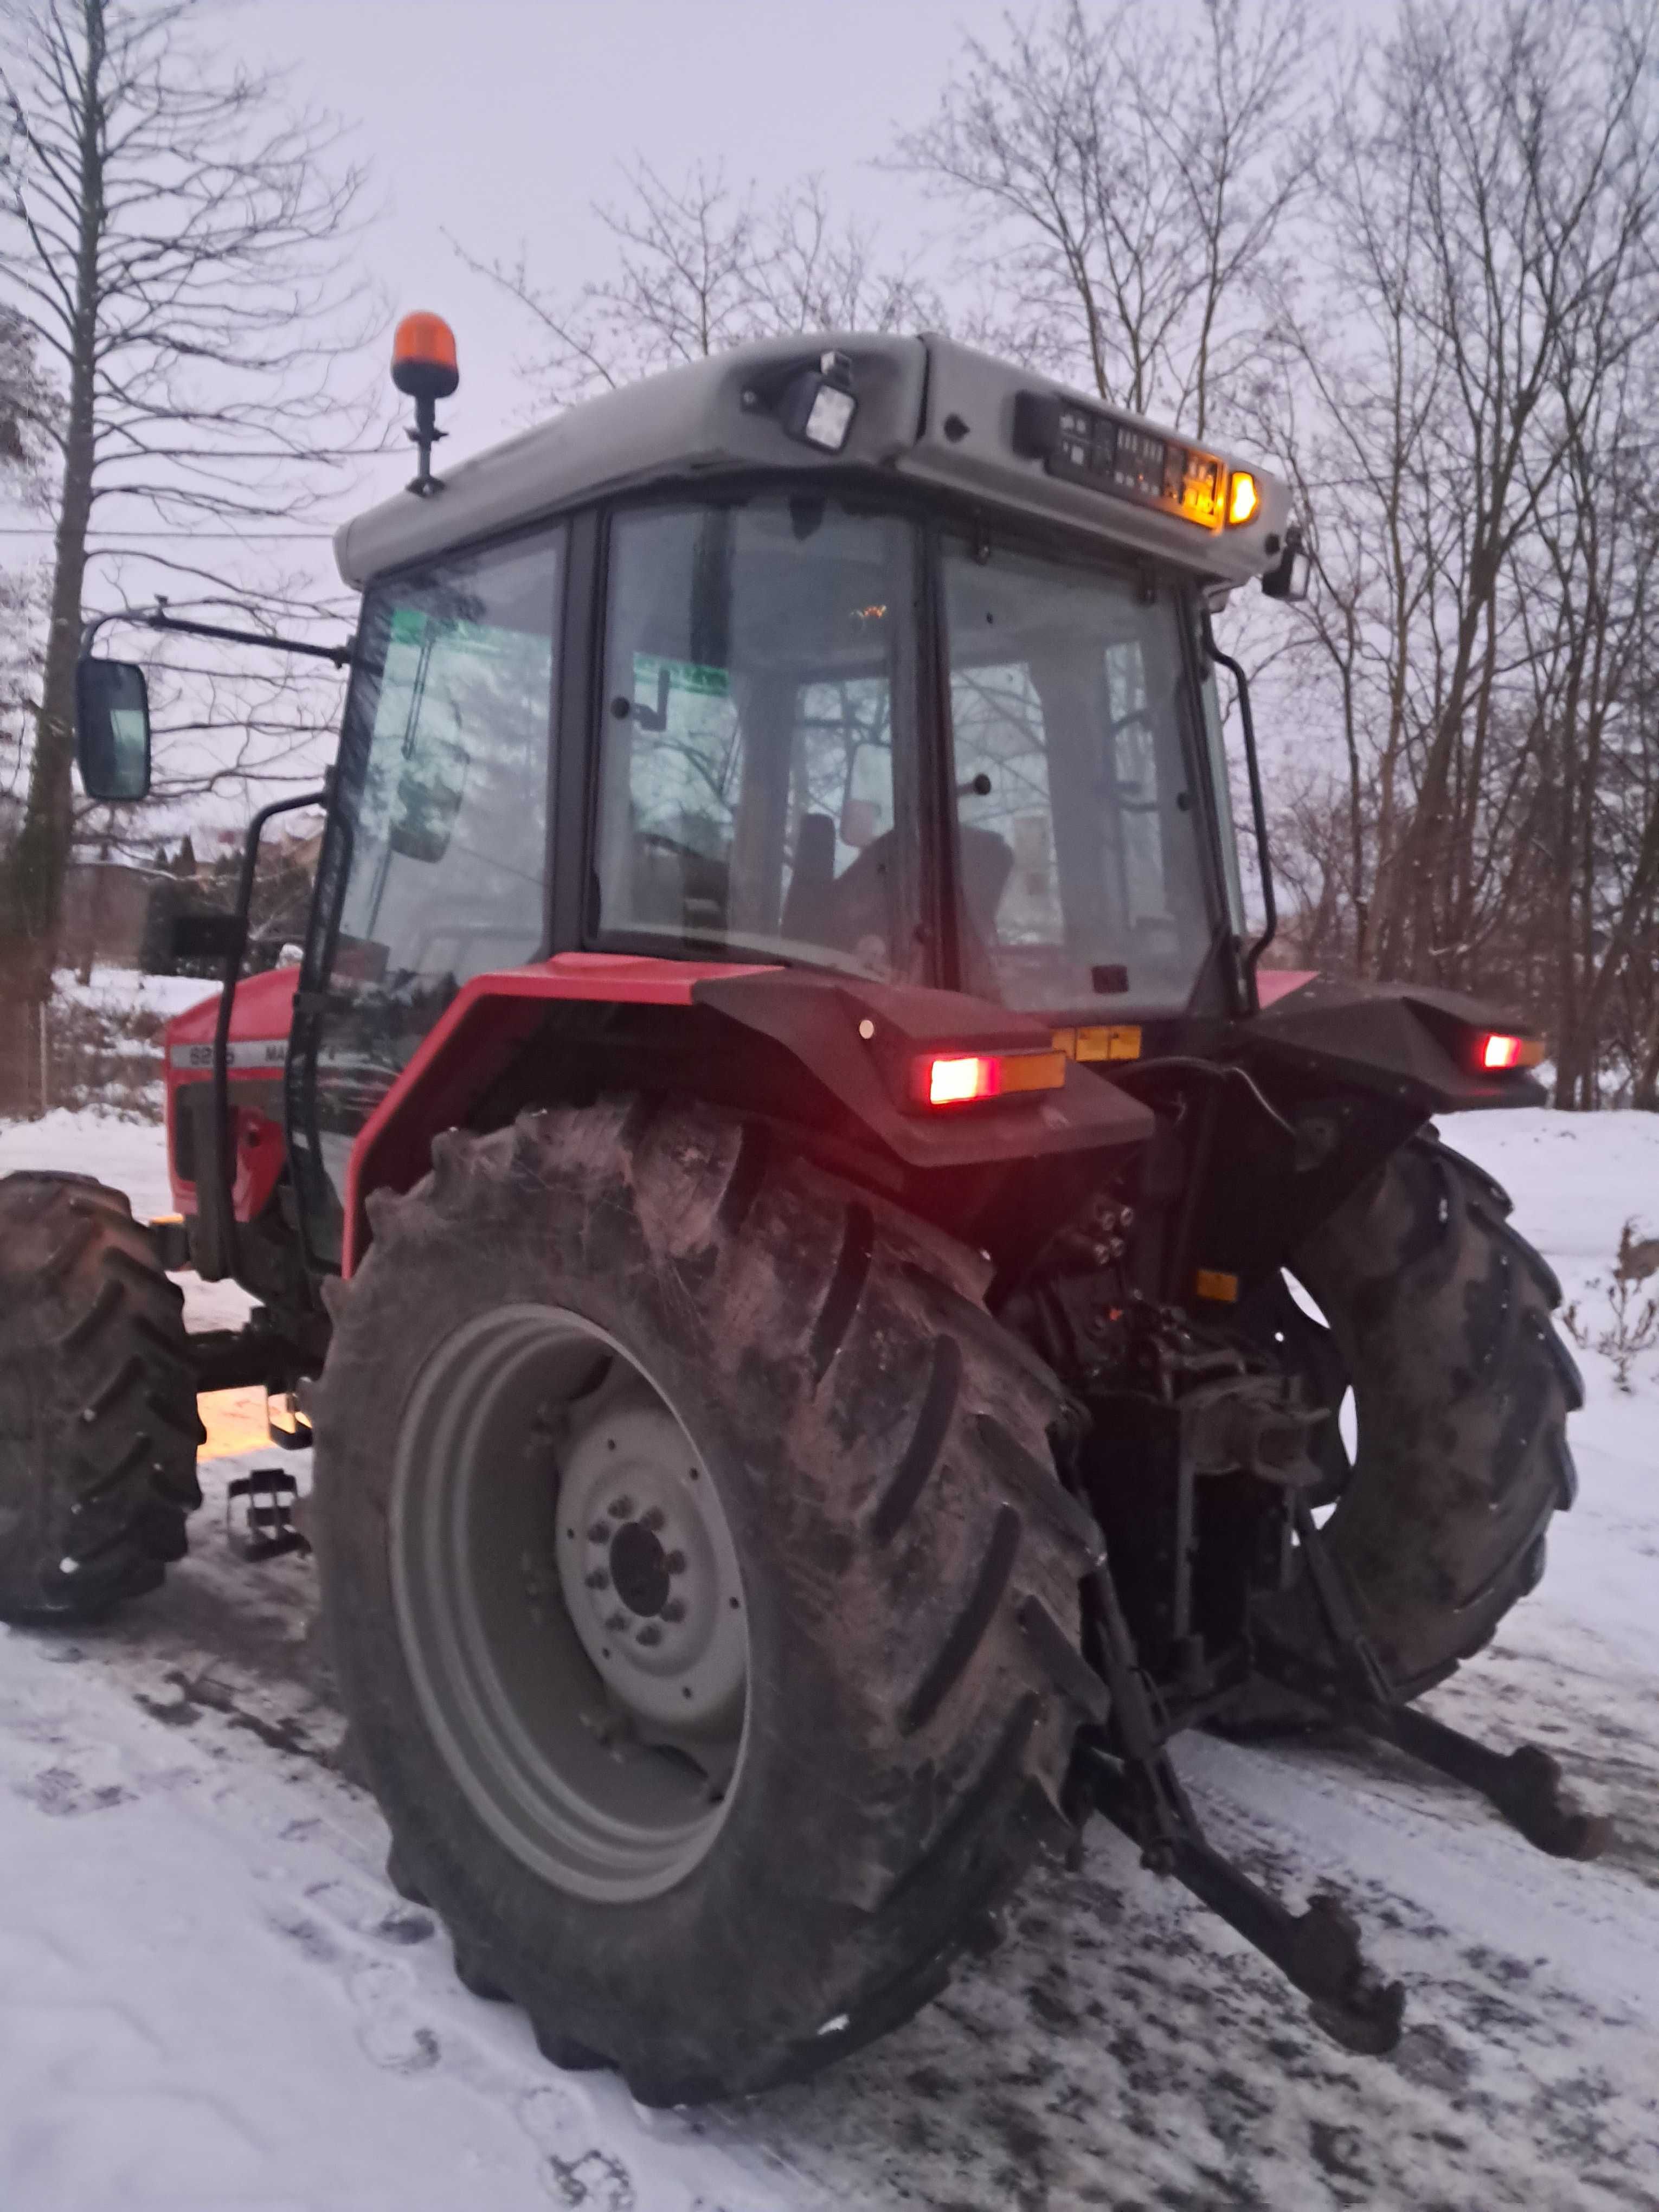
[{"left": 335, "top": 331, "right": 1291, "bottom": 593}]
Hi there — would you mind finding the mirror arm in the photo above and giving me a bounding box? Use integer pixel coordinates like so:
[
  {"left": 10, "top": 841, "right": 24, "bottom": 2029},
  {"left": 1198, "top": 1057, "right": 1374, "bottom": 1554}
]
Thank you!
[
  {"left": 79, "top": 601, "right": 356, "bottom": 669},
  {"left": 1200, "top": 610, "right": 1277, "bottom": 1010}
]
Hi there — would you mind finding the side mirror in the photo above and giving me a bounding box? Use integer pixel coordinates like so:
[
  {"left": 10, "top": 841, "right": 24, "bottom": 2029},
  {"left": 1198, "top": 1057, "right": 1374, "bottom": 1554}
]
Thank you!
[{"left": 75, "top": 659, "right": 152, "bottom": 800}]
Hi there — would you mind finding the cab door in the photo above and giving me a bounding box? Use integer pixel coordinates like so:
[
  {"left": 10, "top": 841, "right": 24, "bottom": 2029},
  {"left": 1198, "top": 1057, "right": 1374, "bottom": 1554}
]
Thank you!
[{"left": 288, "top": 526, "right": 566, "bottom": 1268}]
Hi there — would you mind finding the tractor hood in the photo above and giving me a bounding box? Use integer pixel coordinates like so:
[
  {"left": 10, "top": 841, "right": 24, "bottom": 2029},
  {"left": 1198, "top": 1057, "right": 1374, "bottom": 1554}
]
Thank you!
[{"left": 164, "top": 963, "right": 298, "bottom": 1073}]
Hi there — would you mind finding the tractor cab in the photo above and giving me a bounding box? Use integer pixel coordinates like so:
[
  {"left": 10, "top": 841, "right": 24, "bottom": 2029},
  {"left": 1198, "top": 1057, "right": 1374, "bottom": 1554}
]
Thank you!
[{"left": 285, "top": 330, "right": 1298, "bottom": 1271}]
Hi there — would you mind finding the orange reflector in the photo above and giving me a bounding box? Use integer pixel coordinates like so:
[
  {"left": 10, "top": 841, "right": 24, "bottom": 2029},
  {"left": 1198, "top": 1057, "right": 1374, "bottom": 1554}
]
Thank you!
[
  {"left": 1227, "top": 471, "right": 1260, "bottom": 526},
  {"left": 998, "top": 1047, "right": 1067, "bottom": 1094},
  {"left": 393, "top": 311, "right": 457, "bottom": 374},
  {"left": 920, "top": 1048, "right": 1065, "bottom": 1108},
  {"left": 1062, "top": 1024, "right": 1142, "bottom": 1063},
  {"left": 1480, "top": 1032, "right": 1544, "bottom": 1072}
]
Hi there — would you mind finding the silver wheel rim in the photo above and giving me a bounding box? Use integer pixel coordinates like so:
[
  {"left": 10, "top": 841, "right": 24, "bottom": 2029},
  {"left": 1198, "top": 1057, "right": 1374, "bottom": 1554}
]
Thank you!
[{"left": 390, "top": 1304, "right": 750, "bottom": 1903}]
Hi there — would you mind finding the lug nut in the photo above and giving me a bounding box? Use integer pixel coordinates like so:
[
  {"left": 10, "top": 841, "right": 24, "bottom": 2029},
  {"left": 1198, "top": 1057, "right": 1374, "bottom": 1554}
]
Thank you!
[
  {"left": 636, "top": 1623, "right": 663, "bottom": 1647},
  {"left": 641, "top": 1506, "right": 665, "bottom": 1532},
  {"left": 605, "top": 1611, "right": 628, "bottom": 1632},
  {"left": 665, "top": 1549, "right": 687, "bottom": 1576},
  {"left": 585, "top": 1568, "right": 610, "bottom": 1591},
  {"left": 587, "top": 1522, "right": 609, "bottom": 1544},
  {"left": 661, "top": 1598, "right": 686, "bottom": 1623},
  {"left": 608, "top": 1496, "right": 634, "bottom": 1520}
]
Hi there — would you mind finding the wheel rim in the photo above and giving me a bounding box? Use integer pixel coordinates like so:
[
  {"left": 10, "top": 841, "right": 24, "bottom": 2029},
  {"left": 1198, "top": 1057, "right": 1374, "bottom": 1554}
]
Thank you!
[{"left": 390, "top": 1304, "right": 750, "bottom": 1903}]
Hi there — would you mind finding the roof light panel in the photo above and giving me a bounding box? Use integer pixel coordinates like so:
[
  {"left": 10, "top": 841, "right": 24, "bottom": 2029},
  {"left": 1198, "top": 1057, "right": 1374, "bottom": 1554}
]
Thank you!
[{"left": 1010, "top": 391, "right": 1227, "bottom": 531}]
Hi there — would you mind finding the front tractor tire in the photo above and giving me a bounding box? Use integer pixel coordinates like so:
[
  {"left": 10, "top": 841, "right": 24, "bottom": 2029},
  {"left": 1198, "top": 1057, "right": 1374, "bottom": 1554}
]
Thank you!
[
  {"left": 0, "top": 1173, "right": 203, "bottom": 1624},
  {"left": 314, "top": 1099, "right": 1100, "bottom": 2102}
]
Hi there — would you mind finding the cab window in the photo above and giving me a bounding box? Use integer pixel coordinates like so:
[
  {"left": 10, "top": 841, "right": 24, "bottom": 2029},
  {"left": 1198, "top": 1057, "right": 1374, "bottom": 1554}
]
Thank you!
[
  {"left": 943, "top": 540, "right": 1217, "bottom": 1012},
  {"left": 298, "top": 528, "right": 563, "bottom": 1261},
  {"left": 593, "top": 498, "right": 919, "bottom": 983}
]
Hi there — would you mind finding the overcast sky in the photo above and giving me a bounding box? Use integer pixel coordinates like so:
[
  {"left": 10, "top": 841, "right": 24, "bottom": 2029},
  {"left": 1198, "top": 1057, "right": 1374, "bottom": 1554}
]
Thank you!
[
  {"left": 6, "top": 0, "right": 1370, "bottom": 588},
  {"left": 236, "top": 0, "right": 1043, "bottom": 476},
  {"left": 4, "top": 0, "right": 1378, "bottom": 817}
]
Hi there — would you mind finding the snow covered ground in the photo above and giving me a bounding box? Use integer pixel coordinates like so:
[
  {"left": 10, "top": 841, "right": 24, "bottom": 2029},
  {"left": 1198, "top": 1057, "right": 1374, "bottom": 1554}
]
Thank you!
[
  {"left": 54, "top": 964, "right": 223, "bottom": 1025},
  {"left": 0, "top": 1099, "right": 1656, "bottom": 2211}
]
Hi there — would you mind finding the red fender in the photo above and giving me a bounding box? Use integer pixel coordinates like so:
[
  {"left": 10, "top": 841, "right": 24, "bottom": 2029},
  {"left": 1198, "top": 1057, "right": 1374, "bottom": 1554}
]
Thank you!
[{"left": 340, "top": 953, "right": 773, "bottom": 1273}]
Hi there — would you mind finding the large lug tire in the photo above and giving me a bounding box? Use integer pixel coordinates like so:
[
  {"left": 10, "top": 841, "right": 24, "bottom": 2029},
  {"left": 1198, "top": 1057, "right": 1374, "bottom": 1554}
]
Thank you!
[
  {"left": 0, "top": 1173, "right": 203, "bottom": 1625},
  {"left": 1253, "top": 1131, "right": 1581, "bottom": 1700},
  {"left": 313, "top": 1099, "right": 1100, "bottom": 2103}
]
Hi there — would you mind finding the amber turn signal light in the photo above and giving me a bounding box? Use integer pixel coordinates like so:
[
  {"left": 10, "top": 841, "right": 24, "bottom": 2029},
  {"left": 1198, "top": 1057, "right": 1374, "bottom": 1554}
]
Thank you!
[{"left": 1226, "top": 470, "right": 1260, "bottom": 526}]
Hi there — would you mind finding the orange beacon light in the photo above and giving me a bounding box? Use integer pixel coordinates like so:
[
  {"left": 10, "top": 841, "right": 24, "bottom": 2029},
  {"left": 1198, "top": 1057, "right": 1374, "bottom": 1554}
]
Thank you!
[{"left": 392, "top": 312, "right": 459, "bottom": 496}]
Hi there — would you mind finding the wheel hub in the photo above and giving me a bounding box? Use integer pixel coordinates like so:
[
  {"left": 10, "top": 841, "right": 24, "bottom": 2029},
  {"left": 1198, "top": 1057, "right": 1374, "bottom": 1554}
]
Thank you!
[
  {"left": 608, "top": 1519, "right": 671, "bottom": 1618},
  {"left": 555, "top": 1383, "right": 746, "bottom": 1738}
]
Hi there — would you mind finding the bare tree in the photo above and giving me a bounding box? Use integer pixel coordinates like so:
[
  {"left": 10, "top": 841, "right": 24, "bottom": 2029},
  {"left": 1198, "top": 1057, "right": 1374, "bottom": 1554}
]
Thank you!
[
  {"left": 0, "top": 303, "right": 50, "bottom": 818},
  {"left": 455, "top": 160, "right": 942, "bottom": 413},
  {"left": 0, "top": 298, "right": 47, "bottom": 471},
  {"left": 0, "top": 0, "right": 374, "bottom": 1114},
  {"left": 896, "top": 0, "right": 1319, "bottom": 437},
  {"left": 1521, "top": 349, "right": 1659, "bottom": 1106},
  {"left": 1365, "top": 2, "right": 1659, "bottom": 984},
  {"left": 1252, "top": 0, "right": 1659, "bottom": 1110}
]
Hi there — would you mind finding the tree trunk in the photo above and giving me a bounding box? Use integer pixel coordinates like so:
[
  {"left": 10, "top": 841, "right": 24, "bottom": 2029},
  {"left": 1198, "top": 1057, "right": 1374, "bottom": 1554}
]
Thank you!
[
  {"left": 0, "top": 0, "right": 104, "bottom": 1118},
  {"left": 75, "top": 838, "right": 111, "bottom": 987}
]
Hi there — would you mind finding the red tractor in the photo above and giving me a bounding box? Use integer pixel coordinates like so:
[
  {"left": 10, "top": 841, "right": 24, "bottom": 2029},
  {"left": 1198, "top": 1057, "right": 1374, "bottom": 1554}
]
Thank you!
[{"left": 0, "top": 323, "right": 1600, "bottom": 2101}]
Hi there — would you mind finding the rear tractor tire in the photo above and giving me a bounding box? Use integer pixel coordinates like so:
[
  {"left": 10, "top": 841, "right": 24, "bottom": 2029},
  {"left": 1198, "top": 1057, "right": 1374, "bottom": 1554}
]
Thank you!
[
  {"left": 1246, "top": 1132, "right": 1580, "bottom": 1705},
  {"left": 314, "top": 1099, "right": 1102, "bottom": 2103},
  {"left": 0, "top": 1173, "right": 203, "bottom": 1625}
]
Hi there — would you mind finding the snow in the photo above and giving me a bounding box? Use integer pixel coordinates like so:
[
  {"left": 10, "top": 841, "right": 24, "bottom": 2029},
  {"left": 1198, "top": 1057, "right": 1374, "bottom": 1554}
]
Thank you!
[
  {"left": 54, "top": 964, "right": 218, "bottom": 1025},
  {"left": 1, "top": 1099, "right": 1657, "bottom": 2209}
]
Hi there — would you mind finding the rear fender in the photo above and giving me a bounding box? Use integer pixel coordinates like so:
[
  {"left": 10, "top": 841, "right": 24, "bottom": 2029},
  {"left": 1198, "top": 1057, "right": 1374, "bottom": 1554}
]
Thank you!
[
  {"left": 1122, "top": 972, "right": 1548, "bottom": 1312},
  {"left": 1232, "top": 973, "right": 1547, "bottom": 1111},
  {"left": 340, "top": 954, "right": 1152, "bottom": 1274}
]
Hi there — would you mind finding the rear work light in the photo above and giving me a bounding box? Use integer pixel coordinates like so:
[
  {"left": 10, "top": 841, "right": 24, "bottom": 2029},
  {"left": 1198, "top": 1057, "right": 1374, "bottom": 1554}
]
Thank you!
[
  {"left": 774, "top": 350, "right": 858, "bottom": 452},
  {"left": 917, "top": 1047, "right": 1066, "bottom": 1109},
  {"left": 1480, "top": 1031, "right": 1545, "bottom": 1072}
]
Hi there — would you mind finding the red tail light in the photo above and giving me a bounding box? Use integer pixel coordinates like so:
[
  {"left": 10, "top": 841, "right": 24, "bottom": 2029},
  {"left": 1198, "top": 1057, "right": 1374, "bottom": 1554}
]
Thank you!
[
  {"left": 1480, "top": 1032, "right": 1544, "bottom": 1072},
  {"left": 927, "top": 1054, "right": 999, "bottom": 1106}
]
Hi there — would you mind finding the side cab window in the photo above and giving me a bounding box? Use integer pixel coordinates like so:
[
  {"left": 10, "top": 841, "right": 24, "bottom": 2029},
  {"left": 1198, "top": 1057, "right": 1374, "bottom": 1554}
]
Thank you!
[{"left": 295, "top": 527, "right": 565, "bottom": 1262}]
